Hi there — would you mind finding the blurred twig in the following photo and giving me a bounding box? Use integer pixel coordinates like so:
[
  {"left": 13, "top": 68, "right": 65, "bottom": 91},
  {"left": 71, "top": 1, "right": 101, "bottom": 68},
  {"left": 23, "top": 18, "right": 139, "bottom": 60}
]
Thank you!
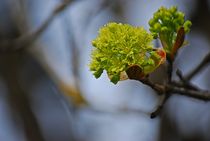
[
  {"left": 0, "top": 0, "right": 72, "bottom": 52},
  {"left": 58, "top": 0, "right": 110, "bottom": 106},
  {"left": 0, "top": 54, "right": 45, "bottom": 141},
  {"left": 185, "top": 52, "right": 210, "bottom": 81},
  {"left": 0, "top": 1, "right": 76, "bottom": 141},
  {"left": 0, "top": 1, "right": 48, "bottom": 141},
  {"left": 175, "top": 69, "right": 200, "bottom": 90},
  {"left": 61, "top": 17, "right": 87, "bottom": 106},
  {"left": 8, "top": 0, "right": 30, "bottom": 33}
]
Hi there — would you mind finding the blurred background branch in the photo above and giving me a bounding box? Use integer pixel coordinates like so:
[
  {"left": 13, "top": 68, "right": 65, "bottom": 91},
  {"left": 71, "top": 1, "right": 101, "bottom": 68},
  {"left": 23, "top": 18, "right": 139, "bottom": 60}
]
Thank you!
[{"left": 0, "top": 0, "right": 72, "bottom": 52}]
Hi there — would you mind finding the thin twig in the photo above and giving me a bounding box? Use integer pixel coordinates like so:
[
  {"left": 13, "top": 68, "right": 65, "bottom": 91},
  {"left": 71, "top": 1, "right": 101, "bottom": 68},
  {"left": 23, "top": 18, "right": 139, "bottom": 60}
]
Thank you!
[
  {"left": 166, "top": 85, "right": 210, "bottom": 101},
  {"left": 130, "top": 76, "right": 210, "bottom": 117},
  {"left": 0, "top": 0, "right": 72, "bottom": 52},
  {"left": 150, "top": 60, "right": 173, "bottom": 118},
  {"left": 62, "top": 16, "right": 81, "bottom": 91},
  {"left": 140, "top": 78, "right": 165, "bottom": 94},
  {"left": 175, "top": 69, "right": 200, "bottom": 90},
  {"left": 137, "top": 78, "right": 210, "bottom": 101},
  {"left": 61, "top": 16, "right": 87, "bottom": 105},
  {"left": 150, "top": 92, "right": 170, "bottom": 118},
  {"left": 185, "top": 52, "right": 210, "bottom": 81},
  {"left": 58, "top": 0, "right": 109, "bottom": 105},
  {"left": 131, "top": 59, "right": 210, "bottom": 118},
  {"left": 125, "top": 65, "right": 203, "bottom": 103},
  {"left": 128, "top": 53, "right": 210, "bottom": 117}
]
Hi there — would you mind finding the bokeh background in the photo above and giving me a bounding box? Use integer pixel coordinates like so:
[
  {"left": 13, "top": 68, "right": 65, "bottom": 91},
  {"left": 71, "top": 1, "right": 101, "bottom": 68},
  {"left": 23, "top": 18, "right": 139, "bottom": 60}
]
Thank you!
[{"left": 0, "top": 0, "right": 210, "bottom": 141}]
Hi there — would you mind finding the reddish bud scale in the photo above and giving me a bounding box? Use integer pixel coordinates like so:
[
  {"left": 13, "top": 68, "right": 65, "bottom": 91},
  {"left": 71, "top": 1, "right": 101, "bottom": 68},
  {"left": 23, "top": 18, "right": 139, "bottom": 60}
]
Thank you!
[
  {"left": 171, "top": 27, "right": 185, "bottom": 60},
  {"left": 157, "top": 49, "right": 166, "bottom": 60},
  {"left": 154, "top": 48, "right": 166, "bottom": 66}
]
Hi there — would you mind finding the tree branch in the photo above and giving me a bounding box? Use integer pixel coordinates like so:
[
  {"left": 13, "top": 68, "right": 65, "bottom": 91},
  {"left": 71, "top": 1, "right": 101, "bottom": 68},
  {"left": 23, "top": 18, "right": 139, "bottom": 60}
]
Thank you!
[
  {"left": 185, "top": 52, "right": 210, "bottom": 81},
  {"left": 127, "top": 53, "right": 210, "bottom": 117},
  {"left": 150, "top": 52, "right": 210, "bottom": 117},
  {"left": 150, "top": 60, "right": 173, "bottom": 118},
  {"left": 175, "top": 69, "right": 200, "bottom": 90},
  {"left": 150, "top": 96, "right": 167, "bottom": 118},
  {"left": 0, "top": 0, "right": 72, "bottom": 52},
  {"left": 166, "top": 84, "right": 210, "bottom": 101},
  {"left": 137, "top": 78, "right": 210, "bottom": 101}
]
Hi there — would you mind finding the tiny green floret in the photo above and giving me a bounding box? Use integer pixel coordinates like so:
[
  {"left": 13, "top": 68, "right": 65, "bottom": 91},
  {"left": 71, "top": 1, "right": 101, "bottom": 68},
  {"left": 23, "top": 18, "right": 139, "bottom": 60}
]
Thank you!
[
  {"left": 149, "top": 6, "right": 192, "bottom": 54},
  {"left": 89, "top": 22, "right": 165, "bottom": 84}
]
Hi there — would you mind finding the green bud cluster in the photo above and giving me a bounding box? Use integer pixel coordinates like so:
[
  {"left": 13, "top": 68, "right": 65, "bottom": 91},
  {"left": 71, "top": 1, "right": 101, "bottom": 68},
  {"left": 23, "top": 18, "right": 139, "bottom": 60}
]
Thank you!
[
  {"left": 149, "top": 6, "right": 192, "bottom": 53},
  {"left": 89, "top": 22, "right": 163, "bottom": 84}
]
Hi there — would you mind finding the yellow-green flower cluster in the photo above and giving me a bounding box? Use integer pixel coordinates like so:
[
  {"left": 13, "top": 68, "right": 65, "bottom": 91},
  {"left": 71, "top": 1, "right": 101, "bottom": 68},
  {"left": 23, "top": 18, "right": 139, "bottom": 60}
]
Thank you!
[
  {"left": 89, "top": 22, "right": 163, "bottom": 84},
  {"left": 149, "top": 6, "right": 192, "bottom": 53}
]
